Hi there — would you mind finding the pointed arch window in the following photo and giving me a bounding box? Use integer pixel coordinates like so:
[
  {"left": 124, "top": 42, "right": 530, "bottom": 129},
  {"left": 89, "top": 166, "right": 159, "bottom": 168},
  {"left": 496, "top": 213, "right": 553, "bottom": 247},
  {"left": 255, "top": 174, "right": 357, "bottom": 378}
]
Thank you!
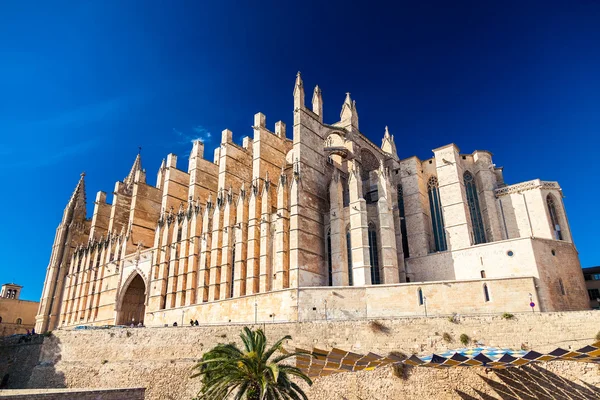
[
  {"left": 368, "top": 223, "right": 381, "bottom": 285},
  {"left": 418, "top": 288, "right": 424, "bottom": 306},
  {"left": 427, "top": 177, "right": 447, "bottom": 252},
  {"left": 547, "top": 194, "right": 563, "bottom": 240},
  {"left": 464, "top": 171, "right": 486, "bottom": 244},
  {"left": 346, "top": 228, "right": 353, "bottom": 286},
  {"left": 397, "top": 185, "right": 410, "bottom": 258},
  {"left": 483, "top": 284, "right": 490, "bottom": 302},
  {"left": 326, "top": 229, "right": 333, "bottom": 286}
]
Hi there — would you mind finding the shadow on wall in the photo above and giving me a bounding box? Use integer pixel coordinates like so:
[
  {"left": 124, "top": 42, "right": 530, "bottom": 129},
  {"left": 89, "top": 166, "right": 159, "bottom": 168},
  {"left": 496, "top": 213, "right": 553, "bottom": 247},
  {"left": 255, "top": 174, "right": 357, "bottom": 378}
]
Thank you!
[
  {"left": 0, "top": 334, "right": 65, "bottom": 390},
  {"left": 455, "top": 364, "right": 600, "bottom": 400}
]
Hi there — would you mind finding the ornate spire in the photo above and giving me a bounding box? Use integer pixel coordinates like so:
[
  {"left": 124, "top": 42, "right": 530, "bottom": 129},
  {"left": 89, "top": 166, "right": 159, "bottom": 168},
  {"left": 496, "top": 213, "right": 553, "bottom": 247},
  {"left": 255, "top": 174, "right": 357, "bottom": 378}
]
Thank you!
[
  {"left": 63, "top": 172, "right": 87, "bottom": 223},
  {"left": 293, "top": 71, "right": 305, "bottom": 109},
  {"left": 340, "top": 93, "right": 359, "bottom": 129},
  {"left": 381, "top": 126, "right": 398, "bottom": 159},
  {"left": 124, "top": 153, "right": 143, "bottom": 188},
  {"left": 312, "top": 85, "right": 323, "bottom": 120},
  {"left": 344, "top": 92, "right": 352, "bottom": 106}
]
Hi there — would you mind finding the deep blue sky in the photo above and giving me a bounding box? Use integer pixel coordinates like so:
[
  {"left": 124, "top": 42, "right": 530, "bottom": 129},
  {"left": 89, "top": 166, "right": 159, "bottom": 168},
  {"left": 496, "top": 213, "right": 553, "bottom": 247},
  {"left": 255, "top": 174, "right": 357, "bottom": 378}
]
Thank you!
[{"left": 1, "top": 1, "right": 598, "bottom": 301}]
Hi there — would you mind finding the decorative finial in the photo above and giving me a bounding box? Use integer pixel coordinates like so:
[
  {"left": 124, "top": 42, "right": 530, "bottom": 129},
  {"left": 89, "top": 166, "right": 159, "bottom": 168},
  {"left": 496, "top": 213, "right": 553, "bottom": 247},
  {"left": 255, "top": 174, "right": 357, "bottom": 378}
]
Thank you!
[
  {"left": 138, "top": 146, "right": 142, "bottom": 155},
  {"left": 80, "top": 172, "right": 86, "bottom": 177}
]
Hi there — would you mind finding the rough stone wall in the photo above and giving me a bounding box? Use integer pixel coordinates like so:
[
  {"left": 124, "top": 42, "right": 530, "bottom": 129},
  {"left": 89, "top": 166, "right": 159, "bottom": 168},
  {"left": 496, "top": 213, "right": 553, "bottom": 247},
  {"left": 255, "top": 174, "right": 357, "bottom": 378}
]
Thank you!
[
  {"left": 0, "top": 388, "right": 144, "bottom": 400},
  {"left": 3, "top": 311, "right": 599, "bottom": 399}
]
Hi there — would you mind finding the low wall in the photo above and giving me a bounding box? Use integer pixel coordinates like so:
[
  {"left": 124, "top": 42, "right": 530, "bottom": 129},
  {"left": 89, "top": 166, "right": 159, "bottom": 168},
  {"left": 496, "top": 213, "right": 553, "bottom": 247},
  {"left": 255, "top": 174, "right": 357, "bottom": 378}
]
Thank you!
[
  {"left": 1, "top": 311, "right": 599, "bottom": 399},
  {"left": 0, "top": 388, "right": 144, "bottom": 399},
  {"left": 136, "top": 276, "right": 541, "bottom": 328}
]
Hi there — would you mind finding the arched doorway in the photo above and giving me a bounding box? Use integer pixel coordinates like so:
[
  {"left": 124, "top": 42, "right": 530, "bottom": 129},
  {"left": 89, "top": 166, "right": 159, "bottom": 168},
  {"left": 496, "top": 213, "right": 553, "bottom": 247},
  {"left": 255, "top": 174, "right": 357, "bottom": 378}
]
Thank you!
[{"left": 117, "top": 274, "right": 146, "bottom": 326}]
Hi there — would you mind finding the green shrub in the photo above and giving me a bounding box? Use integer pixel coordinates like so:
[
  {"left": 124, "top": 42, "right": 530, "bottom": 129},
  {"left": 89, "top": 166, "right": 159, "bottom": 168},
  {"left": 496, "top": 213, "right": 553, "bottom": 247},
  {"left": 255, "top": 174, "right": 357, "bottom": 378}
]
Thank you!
[
  {"left": 595, "top": 331, "right": 600, "bottom": 341},
  {"left": 459, "top": 334, "right": 470, "bottom": 346},
  {"left": 502, "top": 312, "right": 515, "bottom": 320},
  {"left": 448, "top": 313, "right": 460, "bottom": 324},
  {"left": 101, "top": 359, "right": 108, "bottom": 365},
  {"left": 442, "top": 332, "right": 452, "bottom": 343}
]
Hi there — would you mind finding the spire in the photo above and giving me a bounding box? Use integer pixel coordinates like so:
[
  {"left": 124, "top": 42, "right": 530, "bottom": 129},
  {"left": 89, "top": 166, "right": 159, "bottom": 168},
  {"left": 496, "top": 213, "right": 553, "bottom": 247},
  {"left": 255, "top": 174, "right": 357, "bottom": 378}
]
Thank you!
[
  {"left": 293, "top": 71, "right": 305, "bottom": 109},
  {"left": 344, "top": 92, "right": 352, "bottom": 107},
  {"left": 312, "top": 85, "right": 323, "bottom": 121},
  {"left": 63, "top": 173, "right": 86, "bottom": 223},
  {"left": 124, "top": 153, "right": 143, "bottom": 188},
  {"left": 381, "top": 126, "right": 398, "bottom": 159},
  {"left": 340, "top": 93, "right": 359, "bottom": 130}
]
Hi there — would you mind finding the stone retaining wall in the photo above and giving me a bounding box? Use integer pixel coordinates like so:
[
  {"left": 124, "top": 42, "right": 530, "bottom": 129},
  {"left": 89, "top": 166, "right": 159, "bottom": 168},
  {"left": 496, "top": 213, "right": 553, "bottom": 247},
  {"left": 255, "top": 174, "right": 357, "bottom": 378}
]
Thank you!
[{"left": 0, "top": 388, "right": 144, "bottom": 399}]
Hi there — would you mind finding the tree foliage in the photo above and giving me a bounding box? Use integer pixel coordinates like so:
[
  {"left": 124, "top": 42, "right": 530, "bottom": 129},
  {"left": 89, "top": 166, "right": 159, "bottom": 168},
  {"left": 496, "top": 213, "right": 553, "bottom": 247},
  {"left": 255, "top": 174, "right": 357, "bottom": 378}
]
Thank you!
[{"left": 192, "top": 327, "right": 312, "bottom": 400}]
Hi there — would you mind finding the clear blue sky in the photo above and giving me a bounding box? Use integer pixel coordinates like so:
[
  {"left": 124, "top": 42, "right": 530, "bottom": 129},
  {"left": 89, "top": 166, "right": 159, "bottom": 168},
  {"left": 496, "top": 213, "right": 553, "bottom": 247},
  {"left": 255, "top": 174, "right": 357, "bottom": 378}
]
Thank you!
[{"left": 1, "top": 1, "right": 598, "bottom": 301}]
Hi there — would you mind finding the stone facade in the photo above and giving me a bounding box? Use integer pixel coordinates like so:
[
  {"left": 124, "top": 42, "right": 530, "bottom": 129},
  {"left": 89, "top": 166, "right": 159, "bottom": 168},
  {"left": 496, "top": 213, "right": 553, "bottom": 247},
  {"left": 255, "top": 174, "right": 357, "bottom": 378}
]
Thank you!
[
  {"left": 36, "top": 74, "right": 588, "bottom": 332},
  {"left": 0, "top": 284, "right": 39, "bottom": 337},
  {"left": 4, "top": 311, "right": 600, "bottom": 399}
]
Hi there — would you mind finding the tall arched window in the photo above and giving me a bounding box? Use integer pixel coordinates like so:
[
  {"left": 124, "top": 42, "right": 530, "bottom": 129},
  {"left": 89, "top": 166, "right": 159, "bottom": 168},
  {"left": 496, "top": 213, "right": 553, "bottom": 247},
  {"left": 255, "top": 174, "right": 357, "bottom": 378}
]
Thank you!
[
  {"left": 0, "top": 316, "right": 3, "bottom": 323},
  {"left": 418, "top": 288, "right": 424, "bottom": 305},
  {"left": 483, "top": 284, "right": 490, "bottom": 302},
  {"left": 346, "top": 228, "right": 353, "bottom": 286},
  {"left": 428, "top": 177, "right": 447, "bottom": 252},
  {"left": 368, "top": 223, "right": 381, "bottom": 285},
  {"left": 464, "top": 171, "right": 486, "bottom": 244},
  {"left": 230, "top": 243, "right": 236, "bottom": 298},
  {"left": 547, "top": 194, "right": 563, "bottom": 240},
  {"left": 326, "top": 229, "right": 333, "bottom": 286},
  {"left": 15, "top": 318, "right": 22, "bottom": 325},
  {"left": 397, "top": 185, "right": 410, "bottom": 258}
]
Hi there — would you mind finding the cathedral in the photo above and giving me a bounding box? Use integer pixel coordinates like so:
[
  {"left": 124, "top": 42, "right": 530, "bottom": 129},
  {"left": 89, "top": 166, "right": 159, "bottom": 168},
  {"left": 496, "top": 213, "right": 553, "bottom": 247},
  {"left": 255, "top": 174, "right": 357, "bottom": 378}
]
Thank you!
[{"left": 36, "top": 74, "right": 589, "bottom": 332}]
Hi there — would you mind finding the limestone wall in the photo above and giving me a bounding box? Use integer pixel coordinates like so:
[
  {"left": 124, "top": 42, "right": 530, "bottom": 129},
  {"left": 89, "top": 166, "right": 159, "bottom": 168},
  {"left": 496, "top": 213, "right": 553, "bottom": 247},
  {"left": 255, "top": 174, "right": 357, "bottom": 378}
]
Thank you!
[
  {"left": 2, "top": 311, "right": 599, "bottom": 399},
  {"left": 0, "top": 388, "right": 144, "bottom": 400}
]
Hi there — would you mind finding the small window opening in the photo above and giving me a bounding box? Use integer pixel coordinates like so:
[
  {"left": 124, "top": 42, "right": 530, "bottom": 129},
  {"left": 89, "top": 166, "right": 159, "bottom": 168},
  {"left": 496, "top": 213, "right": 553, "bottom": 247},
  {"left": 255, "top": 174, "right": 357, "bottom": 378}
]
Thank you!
[{"left": 483, "top": 284, "right": 490, "bottom": 302}]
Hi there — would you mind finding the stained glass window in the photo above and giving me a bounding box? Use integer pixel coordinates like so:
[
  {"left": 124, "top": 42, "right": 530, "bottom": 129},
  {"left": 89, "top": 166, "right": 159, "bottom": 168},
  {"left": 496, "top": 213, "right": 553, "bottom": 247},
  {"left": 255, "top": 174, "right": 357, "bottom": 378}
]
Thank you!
[
  {"left": 464, "top": 171, "right": 486, "bottom": 244},
  {"left": 368, "top": 224, "right": 381, "bottom": 284},
  {"left": 428, "top": 177, "right": 447, "bottom": 252},
  {"left": 397, "top": 185, "right": 410, "bottom": 258},
  {"left": 346, "top": 229, "right": 353, "bottom": 286}
]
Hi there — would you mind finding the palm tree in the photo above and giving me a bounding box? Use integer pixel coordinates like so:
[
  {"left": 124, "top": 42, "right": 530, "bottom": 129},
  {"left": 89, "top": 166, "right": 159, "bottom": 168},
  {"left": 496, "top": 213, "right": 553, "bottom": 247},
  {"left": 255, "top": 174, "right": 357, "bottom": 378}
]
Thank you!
[{"left": 192, "top": 327, "right": 312, "bottom": 400}]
